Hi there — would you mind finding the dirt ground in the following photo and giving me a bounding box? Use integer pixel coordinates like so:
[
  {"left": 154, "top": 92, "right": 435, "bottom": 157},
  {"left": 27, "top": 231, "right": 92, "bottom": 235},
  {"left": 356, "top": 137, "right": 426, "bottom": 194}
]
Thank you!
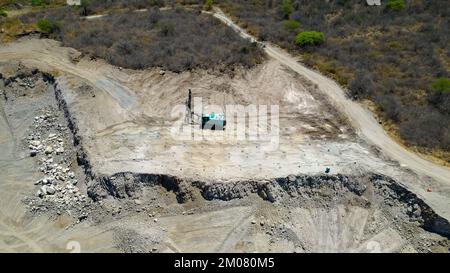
[
  {"left": 0, "top": 37, "right": 449, "bottom": 253},
  {"left": 0, "top": 38, "right": 426, "bottom": 183},
  {"left": 58, "top": 57, "right": 358, "bottom": 182}
]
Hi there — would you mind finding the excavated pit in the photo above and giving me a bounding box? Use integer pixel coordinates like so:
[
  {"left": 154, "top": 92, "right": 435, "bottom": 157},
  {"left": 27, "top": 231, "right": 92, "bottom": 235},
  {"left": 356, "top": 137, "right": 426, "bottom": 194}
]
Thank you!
[
  {"left": 1, "top": 63, "right": 449, "bottom": 253},
  {"left": 49, "top": 72, "right": 450, "bottom": 246},
  {"left": 92, "top": 171, "right": 450, "bottom": 238}
]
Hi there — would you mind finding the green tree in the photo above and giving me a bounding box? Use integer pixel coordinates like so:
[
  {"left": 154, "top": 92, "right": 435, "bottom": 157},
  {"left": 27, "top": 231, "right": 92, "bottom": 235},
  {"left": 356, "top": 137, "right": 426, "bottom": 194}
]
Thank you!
[
  {"left": 283, "top": 20, "right": 300, "bottom": 32},
  {"left": 31, "top": 0, "right": 43, "bottom": 7},
  {"left": 295, "top": 31, "right": 325, "bottom": 46},
  {"left": 204, "top": 0, "right": 214, "bottom": 11},
  {"left": 37, "top": 19, "right": 56, "bottom": 34},
  {"left": 31, "top": 0, "right": 51, "bottom": 7},
  {"left": 431, "top": 78, "right": 450, "bottom": 94},
  {"left": 80, "top": 0, "right": 91, "bottom": 16},
  {"left": 0, "top": 9, "right": 7, "bottom": 17},
  {"left": 428, "top": 78, "right": 450, "bottom": 115},
  {"left": 282, "top": 0, "right": 294, "bottom": 19},
  {"left": 386, "top": 0, "right": 406, "bottom": 11}
]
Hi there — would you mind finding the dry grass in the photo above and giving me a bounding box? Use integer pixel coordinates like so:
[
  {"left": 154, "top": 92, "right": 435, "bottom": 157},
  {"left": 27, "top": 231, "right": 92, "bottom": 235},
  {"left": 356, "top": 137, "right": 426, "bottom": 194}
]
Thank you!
[
  {"left": 15, "top": 6, "right": 265, "bottom": 72},
  {"left": 218, "top": 0, "right": 450, "bottom": 155},
  {"left": 363, "top": 99, "right": 450, "bottom": 165},
  {"left": 0, "top": 17, "right": 36, "bottom": 42}
]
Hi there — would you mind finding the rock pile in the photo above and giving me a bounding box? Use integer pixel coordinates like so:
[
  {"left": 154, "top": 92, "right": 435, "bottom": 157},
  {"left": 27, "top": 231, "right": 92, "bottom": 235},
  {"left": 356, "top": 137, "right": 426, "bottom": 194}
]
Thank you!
[
  {"left": 24, "top": 107, "right": 91, "bottom": 220},
  {"left": 15, "top": 76, "right": 36, "bottom": 89}
]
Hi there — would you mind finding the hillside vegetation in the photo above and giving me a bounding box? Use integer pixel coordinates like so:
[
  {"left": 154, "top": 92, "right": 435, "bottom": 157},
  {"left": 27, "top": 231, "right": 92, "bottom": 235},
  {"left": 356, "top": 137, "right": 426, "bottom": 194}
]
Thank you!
[
  {"left": 11, "top": 4, "right": 265, "bottom": 72},
  {"left": 218, "top": 0, "right": 450, "bottom": 161},
  {"left": 0, "top": 0, "right": 65, "bottom": 9}
]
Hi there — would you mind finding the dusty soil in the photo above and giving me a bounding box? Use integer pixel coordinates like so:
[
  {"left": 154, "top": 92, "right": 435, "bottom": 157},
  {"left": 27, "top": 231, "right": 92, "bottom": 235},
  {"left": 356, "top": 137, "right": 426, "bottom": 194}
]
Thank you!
[
  {"left": 212, "top": 8, "right": 450, "bottom": 220},
  {"left": 0, "top": 64, "right": 116, "bottom": 252},
  {"left": 0, "top": 38, "right": 420, "bottom": 183},
  {"left": 0, "top": 37, "right": 449, "bottom": 252}
]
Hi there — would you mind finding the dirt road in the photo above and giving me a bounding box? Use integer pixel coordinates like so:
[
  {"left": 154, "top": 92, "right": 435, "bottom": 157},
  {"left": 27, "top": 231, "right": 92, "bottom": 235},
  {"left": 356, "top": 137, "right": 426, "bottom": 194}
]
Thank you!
[
  {"left": 0, "top": 41, "right": 137, "bottom": 110},
  {"left": 212, "top": 8, "right": 450, "bottom": 216}
]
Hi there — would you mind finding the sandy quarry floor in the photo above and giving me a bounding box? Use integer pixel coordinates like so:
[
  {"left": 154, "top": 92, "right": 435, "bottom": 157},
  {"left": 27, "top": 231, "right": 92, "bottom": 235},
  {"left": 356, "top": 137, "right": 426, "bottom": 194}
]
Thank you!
[
  {"left": 58, "top": 57, "right": 360, "bottom": 182},
  {"left": 0, "top": 70, "right": 116, "bottom": 252},
  {"left": 0, "top": 36, "right": 449, "bottom": 253},
  {"left": 12, "top": 38, "right": 444, "bottom": 219},
  {"left": 0, "top": 87, "right": 446, "bottom": 253},
  {"left": 0, "top": 38, "right": 423, "bottom": 184}
]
